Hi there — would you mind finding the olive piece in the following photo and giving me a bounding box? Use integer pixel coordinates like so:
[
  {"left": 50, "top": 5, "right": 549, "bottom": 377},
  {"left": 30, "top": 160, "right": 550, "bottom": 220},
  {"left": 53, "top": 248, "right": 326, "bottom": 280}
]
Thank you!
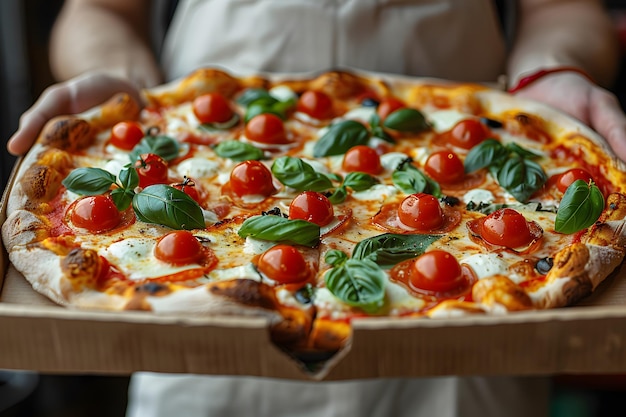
[
  {"left": 536, "top": 257, "right": 554, "bottom": 275},
  {"left": 479, "top": 117, "right": 503, "bottom": 129},
  {"left": 361, "top": 97, "right": 380, "bottom": 108},
  {"left": 295, "top": 285, "right": 314, "bottom": 305}
]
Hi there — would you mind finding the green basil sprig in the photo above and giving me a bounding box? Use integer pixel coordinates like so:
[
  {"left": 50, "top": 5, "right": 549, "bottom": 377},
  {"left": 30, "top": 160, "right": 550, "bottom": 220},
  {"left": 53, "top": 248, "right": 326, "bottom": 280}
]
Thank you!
[
  {"left": 497, "top": 155, "right": 547, "bottom": 203},
  {"left": 62, "top": 167, "right": 117, "bottom": 195},
  {"left": 130, "top": 134, "right": 180, "bottom": 162},
  {"left": 271, "top": 156, "right": 334, "bottom": 192},
  {"left": 313, "top": 120, "right": 370, "bottom": 157},
  {"left": 555, "top": 180, "right": 605, "bottom": 234},
  {"left": 391, "top": 158, "right": 441, "bottom": 197},
  {"left": 352, "top": 233, "right": 441, "bottom": 268},
  {"left": 238, "top": 88, "right": 296, "bottom": 122},
  {"left": 465, "top": 140, "right": 546, "bottom": 203},
  {"left": 328, "top": 171, "right": 379, "bottom": 204},
  {"left": 369, "top": 113, "right": 395, "bottom": 143},
  {"left": 133, "top": 184, "right": 205, "bottom": 230},
  {"left": 238, "top": 215, "right": 320, "bottom": 247},
  {"left": 383, "top": 108, "right": 430, "bottom": 133},
  {"left": 213, "top": 140, "right": 264, "bottom": 161},
  {"left": 63, "top": 166, "right": 205, "bottom": 230},
  {"left": 324, "top": 250, "right": 385, "bottom": 313}
]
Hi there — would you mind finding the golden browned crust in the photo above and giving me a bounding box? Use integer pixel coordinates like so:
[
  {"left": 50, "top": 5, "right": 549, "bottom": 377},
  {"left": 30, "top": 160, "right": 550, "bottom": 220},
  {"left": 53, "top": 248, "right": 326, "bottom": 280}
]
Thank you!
[
  {"left": 308, "top": 319, "right": 351, "bottom": 352},
  {"left": 19, "top": 164, "right": 64, "bottom": 202},
  {"left": 61, "top": 247, "right": 103, "bottom": 291},
  {"left": 472, "top": 275, "right": 533, "bottom": 311},
  {"left": 91, "top": 92, "right": 141, "bottom": 129},
  {"left": 38, "top": 117, "right": 94, "bottom": 151},
  {"left": 406, "top": 83, "right": 486, "bottom": 114}
]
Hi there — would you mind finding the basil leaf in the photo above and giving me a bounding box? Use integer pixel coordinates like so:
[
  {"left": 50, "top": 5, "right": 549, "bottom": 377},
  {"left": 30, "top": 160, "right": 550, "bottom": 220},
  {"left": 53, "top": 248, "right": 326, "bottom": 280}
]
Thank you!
[
  {"left": 131, "top": 135, "right": 180, "bottom": 162},
  {"left": 118, "top": 166, "right": 139, "bottom": 190},
  {"left": 237, "top": 88, "right": 274, "bottom": 106},
  {"left": 214, "top": 140, "right": 264, "bottom": 161},
  {"left": 328, "top": 186, "right": 347, "bottom": 204},
  {"left": 392, "top": 161, "right": 440, "bottom": 197},
  {"left": 555, "top": 180, "right": 605, "bottom": 234},
  {"left": 505, "top": 142, "right": 542, "bottom": 159},
  {"left": 343, "top": 172, "right": 378, "bottom": 191},
  {"left": 198, "top": 114, "right": 241, "bottom": 131},
  {"left": 324, "top": 258, "right": 385, "bottom": 313},
  {"left": 369, "top": 113, "right": 394, "bottom": 143},
  {"left": 352, "top": 233, "right": 442, "bottom": 268},
  {"left": 325, "top": 250, "right": 348, "bottom": 267},
  {"left": 271, "top": 156, "right": 333, "bottom": 192},
  {"left": 110, "top": 188, "right": 134, "bottom": 211},
  {"left": 132, "top": 184, "right": 205, "bottom": 230},
  {"left": 382, "top": 108, "right": 429, "bottom": 133},
  {"left": 464, "top": 139, "right": 508, "bottom": 173},
  {"left": 238, "top": 215, "right": 320, "bottom": 247},
  {"left": 62, "top": 167, "right": 116, "bottom": 195},
  {"left": 496, "top": 156, "right": 547, "bottom": 203},
  {"left": 313, "top": 120, "right": 370, "bottom": 157}
]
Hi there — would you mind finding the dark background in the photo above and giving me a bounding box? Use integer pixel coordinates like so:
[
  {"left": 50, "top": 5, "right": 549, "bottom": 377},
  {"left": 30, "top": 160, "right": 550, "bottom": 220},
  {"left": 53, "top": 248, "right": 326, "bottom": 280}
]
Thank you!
[{"left": 1, "top": 1, "right": 626, "bottom": 416}]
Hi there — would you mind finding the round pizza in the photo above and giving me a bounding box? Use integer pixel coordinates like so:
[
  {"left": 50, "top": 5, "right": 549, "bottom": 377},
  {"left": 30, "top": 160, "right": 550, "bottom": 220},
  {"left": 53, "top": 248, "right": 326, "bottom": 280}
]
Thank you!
[{"left": 3, "top": 68, "right": 626, "bottom": 362}]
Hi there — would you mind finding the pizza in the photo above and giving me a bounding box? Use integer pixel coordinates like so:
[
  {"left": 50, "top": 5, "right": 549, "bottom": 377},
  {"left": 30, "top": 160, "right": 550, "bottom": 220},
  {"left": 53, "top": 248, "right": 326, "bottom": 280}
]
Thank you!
[{"left": 3, "top": 68, "right": 626, "bottom": 365}]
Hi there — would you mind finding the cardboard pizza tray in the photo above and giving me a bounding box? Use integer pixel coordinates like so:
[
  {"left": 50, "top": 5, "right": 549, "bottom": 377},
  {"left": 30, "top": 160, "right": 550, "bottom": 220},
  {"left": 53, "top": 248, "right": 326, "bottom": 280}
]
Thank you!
[{"left": 3, "top": 160, "right": 626, "bottom": 381}]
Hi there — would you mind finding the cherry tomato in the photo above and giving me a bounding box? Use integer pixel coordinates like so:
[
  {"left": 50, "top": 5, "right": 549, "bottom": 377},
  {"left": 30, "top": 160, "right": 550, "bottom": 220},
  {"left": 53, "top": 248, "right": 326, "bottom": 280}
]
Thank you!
[
  {"left": 447, "top": 119, "right": 490, "bottom": 149},
  {"left": 257, "top": 244, "right": 309, "bottom": 284},
  {"left": 244, "top": 113, "right": 288, "bottom": 144},
  {"left": 192, "top": 92, "right": 234, "bottom": 124},
  {"left": 289, "top": 191, "right": 334, "bottom": 226},
  {"left": 424, "top": 150, "right": 465, "bottom": 184},
  {"left": 481, "top": 208, "right": 533, "bottom": 248},
  {"left": 556, "top": 168, "right": 594, "bottom": 193},
  {"left": 342, "top": 145, "right": 383, "bottom": 175},
  {"left": 109, "top": 121, "right": 144, "bottom": 150},
  {"left": 409, "top": 250, "right": 464, "bottom": 293},
  {"left": 297, "top": 90, "right": 334, "bottom": 120},
  {"left": 172, "top": 177, "right": 201, "bottom": 203},
  {"left": 155, "top": 230, "right": 204, "bottom": 265},
  {"left": 229, "top": 160, "right": 275, "bottom": 197},
  {"left": 377, "top": 97, "right": 406, "bottom": 120},
  {"left": 70, "top": 195, "right": 120, "bottom": 233},
  {"left": 134, "top": 153, "right": 169, "bottom": 188},
  {"left": 397, "top": 193, "right": 444, "bottom": 230}
]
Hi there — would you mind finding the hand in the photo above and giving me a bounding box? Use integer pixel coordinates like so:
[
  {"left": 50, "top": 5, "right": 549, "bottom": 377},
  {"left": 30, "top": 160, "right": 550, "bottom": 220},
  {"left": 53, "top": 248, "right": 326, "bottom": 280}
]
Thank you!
[
  {"left": 513, "top": 72, "right": 626, "bottom": 162},
  {"left": 6, "top": 72, "right": 143, "bottom": 156}
]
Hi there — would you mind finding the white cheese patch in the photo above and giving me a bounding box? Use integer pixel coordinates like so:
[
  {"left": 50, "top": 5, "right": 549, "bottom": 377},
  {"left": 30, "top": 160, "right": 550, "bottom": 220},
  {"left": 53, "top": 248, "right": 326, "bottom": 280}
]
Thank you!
[
  {"left": 463, "top": 189, "right": 495, "bottom": 205},
  {"left": 243, "top": 237, "right": 276, "bottom": 255},
  {"left": 380, "top": 152, "right": 410, "bottom": 172},
  {"left": 460, "top": 253, "right": 509, "bottom": 279},
  {"left": 100, "top": 238, "right": 200, "bottom": 281},
  {"left": 427, "top": 109, "right": 468, "bottom": 133},
  {"left": 176, "top": 157, "right": 220, "bottom": 179},
  {"left": 340, "top": 106, "right": 376, "bottom": 123},
  {"left": 269, "top": 85, "right": 298, "bottom": 102},
  {"left": 351, "top": 184, "right": 399, "bottom": 201},
  {"left": 209, "top": 263, "right": 262, "bottom": 282}
]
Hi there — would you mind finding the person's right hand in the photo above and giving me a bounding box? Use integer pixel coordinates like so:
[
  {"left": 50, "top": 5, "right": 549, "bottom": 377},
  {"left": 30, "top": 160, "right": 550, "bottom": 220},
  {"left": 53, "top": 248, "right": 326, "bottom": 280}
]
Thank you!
[{"left": 6, "top": 72, "right": 144, "bottom": 156}]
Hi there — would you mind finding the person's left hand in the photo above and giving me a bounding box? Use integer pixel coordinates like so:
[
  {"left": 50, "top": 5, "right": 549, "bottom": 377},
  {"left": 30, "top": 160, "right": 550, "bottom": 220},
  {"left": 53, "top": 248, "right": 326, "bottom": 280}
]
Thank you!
[{"left": 513, "top": 71, "right": 626, "bottom": 162}]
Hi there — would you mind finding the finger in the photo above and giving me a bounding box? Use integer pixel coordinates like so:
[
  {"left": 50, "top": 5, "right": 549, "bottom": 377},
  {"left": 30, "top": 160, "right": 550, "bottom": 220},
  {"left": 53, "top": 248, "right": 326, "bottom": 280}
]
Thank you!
[{"left": 588, "top": 89, "right": 626, "bottom": 163}]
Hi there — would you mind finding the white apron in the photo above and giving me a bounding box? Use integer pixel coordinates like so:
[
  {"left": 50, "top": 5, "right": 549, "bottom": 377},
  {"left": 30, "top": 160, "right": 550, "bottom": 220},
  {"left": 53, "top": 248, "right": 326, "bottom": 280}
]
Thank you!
[
  {"left": 160, "top": 0, "right": 507, "bottom": 82},
  {"left": 133, "top": 2, "right": 550, "bottom": 416}
]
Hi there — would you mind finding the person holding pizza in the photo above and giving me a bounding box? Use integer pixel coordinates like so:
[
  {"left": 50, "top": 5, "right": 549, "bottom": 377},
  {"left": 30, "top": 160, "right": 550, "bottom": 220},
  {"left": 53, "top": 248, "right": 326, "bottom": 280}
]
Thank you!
[{"left": 4, "top": 1, "right": 625, "bottom": 416}]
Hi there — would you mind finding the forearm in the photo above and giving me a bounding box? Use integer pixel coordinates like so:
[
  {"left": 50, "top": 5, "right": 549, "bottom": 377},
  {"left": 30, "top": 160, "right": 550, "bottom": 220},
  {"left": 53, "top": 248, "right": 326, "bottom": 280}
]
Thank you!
[
  {"left": 49, "top": 0, "right": 162, "bottom": 88},
  {"left": 507, "top": 0, "right": 619, "bottom": 88}
]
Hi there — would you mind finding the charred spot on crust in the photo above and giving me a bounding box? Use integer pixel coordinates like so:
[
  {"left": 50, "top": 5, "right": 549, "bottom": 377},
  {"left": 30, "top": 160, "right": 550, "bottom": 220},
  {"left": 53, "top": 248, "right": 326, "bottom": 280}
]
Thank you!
[
  {"left": 61, "top": 248, "right": 101, "bottom": 288},
  {"left": 208, "top": 279, "right": 276, "bottom": 310},
  {"left": 40, "top": 117, "right": 93, "bottom": 151},
  {"left": 562, "top": 274, "right": 593, "bottom": 305},
  {"left": 20, "top": 164, "right": 62, "bottom": 202}
]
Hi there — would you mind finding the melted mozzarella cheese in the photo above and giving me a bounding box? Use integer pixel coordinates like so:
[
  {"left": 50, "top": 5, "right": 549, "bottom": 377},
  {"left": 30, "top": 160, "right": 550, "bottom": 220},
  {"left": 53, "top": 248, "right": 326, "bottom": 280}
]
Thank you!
[
  {"left": 351, "top": 184, "right": 398, "bottom": 201},
  {"left": 427, "top": 109, "right": 468, "bottom": 132},
  {"left": 460, "top": 253, "right": 509, "bottom": 279},
  {"left": 176, "top": 157, "right": 220, "bottom": 179},
  {"left": 209, "top": 263, "right": 262, "bottom": 282},
  {"left": 463, "top": 189, "right": 495, "bottom": 205},
  {"left": 380, "top": 152, "right": 409, "bottom": 172}
]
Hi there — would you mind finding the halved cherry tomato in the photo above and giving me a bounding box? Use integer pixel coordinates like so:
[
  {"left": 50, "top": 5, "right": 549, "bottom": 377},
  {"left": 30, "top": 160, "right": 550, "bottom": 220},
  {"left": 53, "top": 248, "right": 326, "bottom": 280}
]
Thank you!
[
  {"left": 297, "top": 90, "right": 334, "bottom": 120},
  {"left": 229, "top": 160, "right": 275, "bottom": 197},
  {"left": 109, "top": 121, "right": 144, "bottom": 150},
  {"left": 134, "top": 153, "right": 169, "bottom": 188},
  {"left": 172, "top": 177, "right": 201, "bottom": 203},
  {"left": 447, "top": 119, "right": 490, "bottom": 149},
  {"left": 481, "top": 208, "right": 532, "bottom": 248},
  {"left": 397, "top": 193, "right": 444, "bottom": 230},
  {"left": 155, "top": 230, "right": 204, "bottom": 265},
  {"left": 409, "top": 250, "right": 464, "bottom": 293},
  {"left": 342, "top": 145, "right": 383, "bottom": 175},
  {"left": 257, "top": 244, "right": 309, "bottom": 284},
  {"left": 289, "top": 191, "right": 334, "bottom": 227},
  {"left": 70, "top": 195, "right": 120, "bottom": 233},
  {"left": 424, "top": 150, "right": 465, "bottom": 184},
  {"left": 245, "top": 113, "right": 288, "bottom": 144},
  {"left": 377, "top": 97, "right": 406, "bottom": 120},
  {"left": 192, "top": 92, "right": 234, "bottom": 124},
  {"left": 556, "top": 168, "right": 594, "bottom": 193}
]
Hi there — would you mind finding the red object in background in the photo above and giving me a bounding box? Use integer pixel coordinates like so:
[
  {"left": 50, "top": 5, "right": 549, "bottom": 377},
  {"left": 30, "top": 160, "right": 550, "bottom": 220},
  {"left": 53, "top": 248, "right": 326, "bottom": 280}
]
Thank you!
[{"left": 614, "top": 11, "right": 626, "bottom": 52}]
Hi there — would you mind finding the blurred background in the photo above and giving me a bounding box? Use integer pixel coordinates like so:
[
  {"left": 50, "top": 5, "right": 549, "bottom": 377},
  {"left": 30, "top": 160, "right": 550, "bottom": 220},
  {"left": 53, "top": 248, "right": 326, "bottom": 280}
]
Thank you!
[{"left": 1, "top": 1, "right": 626, "bottom": 416}]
